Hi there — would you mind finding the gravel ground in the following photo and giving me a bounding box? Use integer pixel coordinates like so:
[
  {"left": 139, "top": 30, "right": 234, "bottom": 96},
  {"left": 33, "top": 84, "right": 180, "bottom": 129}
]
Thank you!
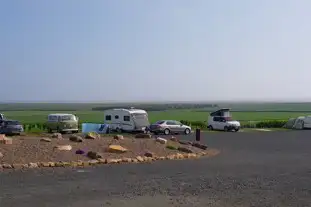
[
  {"left": 1, "top": 130, "right": 311, "bottom": 207},
  {"left": 0, "top": 134, "right": 204, "bottom": 164}
]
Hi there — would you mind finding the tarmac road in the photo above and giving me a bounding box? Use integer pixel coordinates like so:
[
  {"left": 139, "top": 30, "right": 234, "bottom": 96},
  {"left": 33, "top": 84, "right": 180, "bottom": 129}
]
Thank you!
[{"left": 1, "top": 130, "right": 311, "bottom": 207}]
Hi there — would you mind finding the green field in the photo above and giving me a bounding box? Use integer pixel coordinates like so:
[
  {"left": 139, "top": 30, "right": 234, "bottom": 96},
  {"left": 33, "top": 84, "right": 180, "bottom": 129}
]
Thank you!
[
  {"left": 2, "top": 109, "right": 310, "bottom": 124},
  {"left": 0, "top": 102, "right": 311, "bottom": 125}
]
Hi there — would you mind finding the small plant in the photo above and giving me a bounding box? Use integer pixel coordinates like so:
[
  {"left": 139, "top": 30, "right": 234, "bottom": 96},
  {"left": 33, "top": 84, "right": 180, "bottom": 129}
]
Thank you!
[{"left": 166, "top": 145, "right": 178, "bottom": 150}]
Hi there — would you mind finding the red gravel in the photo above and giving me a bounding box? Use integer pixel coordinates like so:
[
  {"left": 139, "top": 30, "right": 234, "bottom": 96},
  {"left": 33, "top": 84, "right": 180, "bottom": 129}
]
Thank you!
[{"left": 0, "top": 135, "right": 205, "bottom": 164}]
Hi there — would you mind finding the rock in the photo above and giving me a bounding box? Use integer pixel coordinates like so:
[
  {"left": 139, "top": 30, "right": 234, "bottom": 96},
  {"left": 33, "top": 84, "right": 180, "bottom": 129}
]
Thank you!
[
  {"left": 0, "top": 134, "right": 6, "bottom": 140},
  {"left": 107, "top": 145, "right": 128, "bottom": 153},
  {"left": 54, "top": 145, "right": 72, "bottom": 151},
  {"left": 192, "top": 142, "right": 208, "bottom": 150},
  {"left": 170, "top": 136, "right": 178, "bottom": 142},
  {"left": 69, "top": 135, "right": 83, "bottom": 142},
  {"left": 0, "top": 152, "right": 3, "bottom": 158},
  {"left": 0, "top": 137, "right": 12, "bottom": 145},
  {"left": 87, "top": 151, "right": 103, "bottom": 159},
  {"left": 51, "top": 133, "right": 62, "bottom": 139},
  {"left": 144, "top": 151, "right": 154, "bottom": 157},
  {"left": 85, "top": 132, "right": 99, "bottom": 139},
  {"left": 122, "top": 157, "right": 132, "bottom": 163},
  {"left": 88, "top": 159, "right": 99, "bottom": 165},
  {"left": 75, "top": 149, "right": 85, "bottom": 155},
  {"left": 179, "top": 140, "right": 192, "bottom": 145},
  {"left": 177, "top": 147, "right": 194, "bottom": 153},
  {"left": 113, "top": 134, "right": 124, "bottom": 140},
  {"left": 28, "top": 162, "right": 38, "bottom": 168},
  {"left": 2, "top": 164, "right": 13, "bottom": 169},
  {"left": 135, "top": 133, "right": 152, "bottom": 139},
  {"left": 40, "top": 138, "right": 52, "bottom": 142},
  {"left": 156, "top": 137, "right": 167, "bottom": 144},
  {"left": 136, "top": 156, "right": 144, "bottom": 162}
]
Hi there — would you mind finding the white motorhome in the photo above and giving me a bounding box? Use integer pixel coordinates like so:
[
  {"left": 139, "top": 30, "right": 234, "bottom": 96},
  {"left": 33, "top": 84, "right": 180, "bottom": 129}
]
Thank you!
[
  {"left": 207, "top": 108, "right": 241, "bottom": 132},
  {"left": 103, "top": 108, "right": 150, "bottom": 132}
]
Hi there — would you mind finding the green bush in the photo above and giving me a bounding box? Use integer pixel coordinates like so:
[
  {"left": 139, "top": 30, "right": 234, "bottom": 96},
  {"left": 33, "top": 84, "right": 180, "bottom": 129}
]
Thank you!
[{"left": 255, "top": 120, "right": 287, "bottom": 128}]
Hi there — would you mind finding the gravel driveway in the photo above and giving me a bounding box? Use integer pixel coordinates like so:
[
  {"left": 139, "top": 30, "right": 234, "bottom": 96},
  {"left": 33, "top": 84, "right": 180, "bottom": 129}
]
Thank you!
[{"left": 1, "top": 130, "right": 311, "bottom": 207}]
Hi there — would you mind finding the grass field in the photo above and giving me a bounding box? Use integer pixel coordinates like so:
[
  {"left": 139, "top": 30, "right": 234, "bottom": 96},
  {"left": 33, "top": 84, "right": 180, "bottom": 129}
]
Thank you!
[{"left": 2, "top": 109, "right": 310, "bottom": 124}]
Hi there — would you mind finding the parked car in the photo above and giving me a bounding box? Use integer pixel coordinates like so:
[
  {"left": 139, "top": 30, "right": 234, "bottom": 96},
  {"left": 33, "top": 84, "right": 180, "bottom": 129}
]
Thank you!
[
  {"left": 46, "top": 113, "right": 79, "bottom": 133},
  {"left": 207, "top": 108, "right": 240, "bottom": 132},
  {"left": 0, "top": 120, "right": 24, "bottom": 135},
  {"left": 149, "top": 120, "right": 191, "bottom": 135}
]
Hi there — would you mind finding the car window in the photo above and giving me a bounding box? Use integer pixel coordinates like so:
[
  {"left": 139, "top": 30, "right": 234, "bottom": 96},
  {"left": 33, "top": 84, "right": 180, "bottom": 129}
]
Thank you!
[
  {"left": 155, "top": 120, "right": 165, "bottom": 124},
  {"left": 48, "top": 115, "right": 58, "bottom": 121},
  {"left": 175, "top": 121, "right": 182, "bottom": 125},
  {"left": 124, "top": 116, "right": 130, "bottom": 121},
  {"left": 166, "top": 121, "right": 177, "bottom": 125},
  {"left": 5, "top": 121, "right": 20, "bottom": 125},
  {"left": 61, "top": 115, "right": 76, "bottom": 121},
  {"left": 213, "top": 117, "right": 220, "bottom": 122}
]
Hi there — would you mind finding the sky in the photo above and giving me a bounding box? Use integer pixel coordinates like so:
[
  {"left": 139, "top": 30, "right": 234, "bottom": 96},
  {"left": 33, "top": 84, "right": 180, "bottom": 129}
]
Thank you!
[{"left": 1, "top": 0, "right": 311, "bottom": 103}]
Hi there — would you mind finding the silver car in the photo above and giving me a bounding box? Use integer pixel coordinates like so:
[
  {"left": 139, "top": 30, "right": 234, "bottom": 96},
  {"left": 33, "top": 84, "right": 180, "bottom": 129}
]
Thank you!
[{"left": 149, "top": 120, "right": 191, "bottom": 135}]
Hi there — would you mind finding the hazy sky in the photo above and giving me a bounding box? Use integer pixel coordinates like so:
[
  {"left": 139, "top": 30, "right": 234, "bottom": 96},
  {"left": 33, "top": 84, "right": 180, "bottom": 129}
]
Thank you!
[{"left": 1, "top": 0, "right": 311, "bottom": 102}]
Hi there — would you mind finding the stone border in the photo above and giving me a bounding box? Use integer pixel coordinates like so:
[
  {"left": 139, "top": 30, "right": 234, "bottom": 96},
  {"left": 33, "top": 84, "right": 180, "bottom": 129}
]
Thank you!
[{"left": 0, "top": 150, "right": 220, "bottom": 171}]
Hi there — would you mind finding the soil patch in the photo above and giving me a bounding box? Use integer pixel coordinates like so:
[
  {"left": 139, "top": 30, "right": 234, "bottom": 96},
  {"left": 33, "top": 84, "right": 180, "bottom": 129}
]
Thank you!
[{"left": 0, "top": 135, "right": 212, "bottom": 165}]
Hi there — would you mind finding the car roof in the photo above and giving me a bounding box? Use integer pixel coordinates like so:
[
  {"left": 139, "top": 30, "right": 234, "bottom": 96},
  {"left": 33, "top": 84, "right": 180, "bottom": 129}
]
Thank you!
[{"left": 48, "top": 113, "right": 74, "bottom": 116}]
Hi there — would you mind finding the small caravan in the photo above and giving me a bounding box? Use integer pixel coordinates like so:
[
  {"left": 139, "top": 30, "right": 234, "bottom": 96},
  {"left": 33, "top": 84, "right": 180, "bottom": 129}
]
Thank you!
[
  {"left": 207, "top": 108, "right": 240, "bottom": 132},
  {"left": 103, "top": 108, "right": 150, "bottom": 132}
]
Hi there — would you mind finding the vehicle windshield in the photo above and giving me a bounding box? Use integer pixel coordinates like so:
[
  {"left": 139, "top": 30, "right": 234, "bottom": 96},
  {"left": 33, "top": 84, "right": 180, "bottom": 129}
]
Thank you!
[
  {"left": 154, "top": 120, "right": 165, "bottom": 125},
  {"left": 6, "top": 121, "right": 21, "bottom": 125},
  {"left": 61, "top": 115, "right": 77, "bottom": 121}
]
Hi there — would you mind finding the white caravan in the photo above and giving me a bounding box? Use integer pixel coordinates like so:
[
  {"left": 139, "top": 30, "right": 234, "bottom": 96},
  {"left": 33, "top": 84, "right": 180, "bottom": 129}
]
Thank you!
[
  {"left": 207, "top": 108, "right": 241, "bottom": 132},
  {"left": 103, "top": 108, "right": 150, "bottom": 132}
]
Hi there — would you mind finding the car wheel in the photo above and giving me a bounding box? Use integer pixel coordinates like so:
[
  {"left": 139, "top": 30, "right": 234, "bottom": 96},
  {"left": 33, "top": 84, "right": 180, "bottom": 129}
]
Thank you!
[
  {"left": 224, "top": 126, "right": 229, "bottom": 132},
  {"left": 164, "top": 128, "right": 170, "bottom": 135},
  {"left": 184, "top": 128, "right": 191, "bottom": 135},
  {"left": 208, "top": 125, "right": 213, "bottom": 130}
]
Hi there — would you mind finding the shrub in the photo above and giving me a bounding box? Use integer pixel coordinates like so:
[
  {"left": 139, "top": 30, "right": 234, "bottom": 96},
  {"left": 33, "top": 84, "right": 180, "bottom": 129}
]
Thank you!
[{"left": 255, "top": 120, "right": 287, "bottom": 128}]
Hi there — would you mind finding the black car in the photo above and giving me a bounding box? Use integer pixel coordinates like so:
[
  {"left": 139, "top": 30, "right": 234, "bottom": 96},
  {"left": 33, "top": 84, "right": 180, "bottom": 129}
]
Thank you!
[{"left": 0, "top": 120, "right": 24, "bottom": 135}]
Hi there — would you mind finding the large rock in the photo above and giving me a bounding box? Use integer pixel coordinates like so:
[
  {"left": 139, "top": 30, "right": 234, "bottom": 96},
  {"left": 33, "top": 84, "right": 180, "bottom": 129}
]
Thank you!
[
  {"left": 144, "top": 151, "right": 154, "bottom": 157},
  {"left": 87, "top": 151, "right": 103, "bottom": 159},
  {"left": 135, "top": 133, "right": 152, "bottom": 139},
  {"left": 75, "top": 149, "right": 85, "bottom": 155},
  {"left": 107, "top": 145, "right": 128, "bottom": 153},
  {"left": 0, "top": 134, "right": 6, "bottom": 140},
  {"left": 51, "top": 133, "right": 62, "bottom": 139},
  {"left": 85, "top": 132, "right": 100, "bottom": 139},
  {"left": 0, "top": 137, "right": 12, "bottom": 145},
  {"left": 0, "top": 152, "right": 3, "bottom": 158},
  {"left": 177, "top": 147, "right": 194, "bottom": 153},
  {"left": 40, "top": 138, "right": 52, "bottom": 142},
  {"left": 69, "top": 135, "right": 83, "bottom": 142},
  {"left": 54, "top": 145, "right": 72, "bottom": 151},
  {"left": 179, "top": 140, "right": 192, "bottom": 145},
  {"left": 114, "top": 134, "right": 124, "bottom": 140},
  {"left": 192, "top": 142, "right": 208, "bottom": 150},
  {"left": 156, "top": 137, "right": 167, "bottom": 144},
  {"left": 170, "top": 136, "right": 178, "bottom": 142}
]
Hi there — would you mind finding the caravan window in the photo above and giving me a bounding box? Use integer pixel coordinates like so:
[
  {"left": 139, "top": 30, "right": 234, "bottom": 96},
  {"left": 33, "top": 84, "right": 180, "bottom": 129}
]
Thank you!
[
  {"left": 105, "top": 115, "right": 111, "bottom": 121},
  {"left": 115, "top": 115, "right": 119, "bottom": 119},
  {"left": 124, "top": 116, "right": 130, "bottom": 121}
]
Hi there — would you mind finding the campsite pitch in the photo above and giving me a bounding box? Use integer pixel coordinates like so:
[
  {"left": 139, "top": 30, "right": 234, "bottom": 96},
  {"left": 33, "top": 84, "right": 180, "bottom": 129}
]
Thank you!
[{"left": 0, "top": 133, "right": 217, "bottom": 170}]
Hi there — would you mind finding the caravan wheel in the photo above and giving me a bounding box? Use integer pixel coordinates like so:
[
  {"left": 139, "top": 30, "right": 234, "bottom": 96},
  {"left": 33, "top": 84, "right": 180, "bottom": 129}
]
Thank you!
[{"left": 116, "top": 128, "right": 122, "bottom": 133}]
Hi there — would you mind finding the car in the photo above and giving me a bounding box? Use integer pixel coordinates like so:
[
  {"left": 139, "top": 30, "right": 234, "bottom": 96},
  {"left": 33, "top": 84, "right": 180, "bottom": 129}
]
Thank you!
[
  {"left": 207, "top": 108, "right": 240, "bottom": 132},
  {"left": 0, "top": 120, "right": 24, "bottom": 135},
  {"left": 149, "top": 120, "right": 191, "bottom": 135},
  {"left": 46, "top": 113, "right": 79, "bottom": 133}
]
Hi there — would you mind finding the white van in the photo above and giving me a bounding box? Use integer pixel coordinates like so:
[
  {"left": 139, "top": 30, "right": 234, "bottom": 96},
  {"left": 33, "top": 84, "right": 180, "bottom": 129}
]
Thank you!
[
  {"left": 103, "top": 108, "right": 150, "bottom": 133},
  {"left": 207, "top": 108, "right": 240, "bottom": 132}
]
